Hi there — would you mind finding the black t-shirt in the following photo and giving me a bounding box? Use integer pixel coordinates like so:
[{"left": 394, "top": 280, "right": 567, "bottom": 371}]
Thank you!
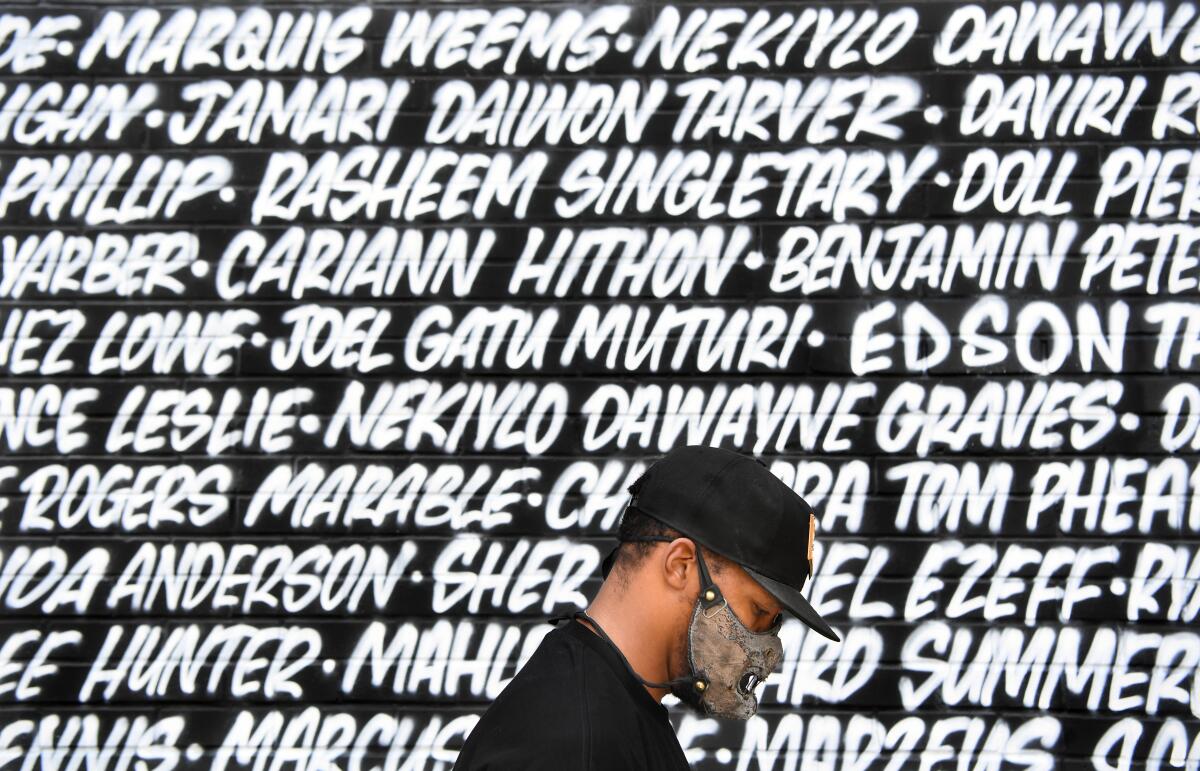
[{"left": 452, "top": 618, "right": 691, "bottom": 771}]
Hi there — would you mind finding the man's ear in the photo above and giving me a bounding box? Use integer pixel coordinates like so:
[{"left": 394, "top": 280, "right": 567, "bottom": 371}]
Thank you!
[{"left": 659, "top": 538, "right": 697, "bottom": 593}]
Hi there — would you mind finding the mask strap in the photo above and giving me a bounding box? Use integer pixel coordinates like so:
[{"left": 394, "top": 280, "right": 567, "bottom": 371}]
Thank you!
[
  {"left": 594, "top": 528, "right": 778, "bottom": 716},
  {"left": 592, "top": 533, "right": 726, "bottom": 698},
  {"left": 619, "top": 534, "right": 725, "bottom": 611},
  {"left": 571, "top": 609, "right": 693, "bottom": 692}
]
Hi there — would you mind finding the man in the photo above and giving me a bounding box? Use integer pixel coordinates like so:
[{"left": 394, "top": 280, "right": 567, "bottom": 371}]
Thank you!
[{"left": 452, "top": 445, "right": 841, "bottom": 770}]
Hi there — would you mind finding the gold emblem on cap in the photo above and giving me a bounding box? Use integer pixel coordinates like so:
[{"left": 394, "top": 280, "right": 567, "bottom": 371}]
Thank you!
[{"left": 806, "top": 512, "right": 816, "bottom": 578}]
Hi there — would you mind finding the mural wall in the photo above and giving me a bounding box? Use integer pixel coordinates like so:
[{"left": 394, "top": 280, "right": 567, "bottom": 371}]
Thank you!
[{"left": 0, "top": 2, "right": 1198, "bottom": 769}]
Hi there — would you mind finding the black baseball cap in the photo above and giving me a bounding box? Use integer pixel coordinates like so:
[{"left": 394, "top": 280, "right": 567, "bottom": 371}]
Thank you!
[{"left": 603, "top": 445, "right": 840, "bottom": 642}]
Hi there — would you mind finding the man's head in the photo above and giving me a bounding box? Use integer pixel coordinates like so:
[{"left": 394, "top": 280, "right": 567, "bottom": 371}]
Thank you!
[
  {"left": 608, "top": 503, "right": 785, "bottom": 635},
  {"left": 586, "top": 446, "right": 838, "bottom": 718},
  {"left": 600, "top": 502, "right": 787, "bottom": 718},
  {"left": 603, "top": 445, "right": 838, "bottom": 641}
]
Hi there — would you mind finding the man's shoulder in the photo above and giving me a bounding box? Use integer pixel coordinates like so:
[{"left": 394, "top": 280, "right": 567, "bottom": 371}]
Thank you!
[
  {"left": 453, "top": 624, "right": 644, "bottom": 770},
  {"left": 482, "top": 623, "right": 629, "bottom": 722},
  {"left": 487, "top": 626, "right": 587, "bottom": 714}
]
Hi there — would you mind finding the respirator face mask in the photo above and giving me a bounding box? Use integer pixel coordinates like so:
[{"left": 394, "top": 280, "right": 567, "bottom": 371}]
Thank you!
[{"left": 574, "top": 536, "right": 784, "bottom": 720}]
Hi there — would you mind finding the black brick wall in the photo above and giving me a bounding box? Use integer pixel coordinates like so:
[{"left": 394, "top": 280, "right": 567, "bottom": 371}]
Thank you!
[{"left": 1, "top": 3, "right": 1198, "bottom": 770}]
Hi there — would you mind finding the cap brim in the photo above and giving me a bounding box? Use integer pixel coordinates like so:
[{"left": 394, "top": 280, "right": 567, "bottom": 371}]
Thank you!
[{"left": 744, "top": 566, "right": 841, "bottom": 642}]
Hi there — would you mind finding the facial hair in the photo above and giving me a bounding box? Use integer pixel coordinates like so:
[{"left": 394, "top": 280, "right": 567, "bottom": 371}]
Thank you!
[{"left": 669, "top": 618, "right": 689, "bottom": 682}]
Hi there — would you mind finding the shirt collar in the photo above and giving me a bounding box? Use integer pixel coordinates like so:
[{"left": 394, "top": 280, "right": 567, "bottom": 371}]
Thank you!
[{"left": 560, "top": 617, "right": 672, "bottom": 721}]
